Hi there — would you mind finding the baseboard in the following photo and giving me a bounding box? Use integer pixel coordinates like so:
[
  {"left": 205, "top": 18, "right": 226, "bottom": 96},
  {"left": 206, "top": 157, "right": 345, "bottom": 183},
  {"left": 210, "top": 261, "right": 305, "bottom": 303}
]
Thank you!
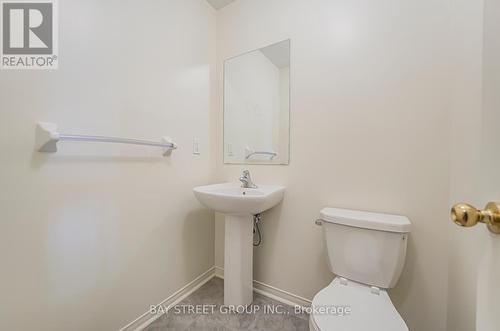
[
  {"left": 214, "top": 266, "right": 224, "bottom": 279},
  {"left": 119, "top": 267, "right": 216, "bottom": 331},
  {"left": 214, "top": 266, "right": 311, "bottom": 308},
  {"left": 253, "top": 280, "right": 312, "bottom": 308}
]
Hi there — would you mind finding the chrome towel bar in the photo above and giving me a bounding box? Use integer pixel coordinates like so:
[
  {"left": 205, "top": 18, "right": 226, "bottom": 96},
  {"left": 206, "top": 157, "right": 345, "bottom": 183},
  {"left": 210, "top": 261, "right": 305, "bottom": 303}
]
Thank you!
[{"left": 244, "top": 147, "right": 277, "bottom": 160}]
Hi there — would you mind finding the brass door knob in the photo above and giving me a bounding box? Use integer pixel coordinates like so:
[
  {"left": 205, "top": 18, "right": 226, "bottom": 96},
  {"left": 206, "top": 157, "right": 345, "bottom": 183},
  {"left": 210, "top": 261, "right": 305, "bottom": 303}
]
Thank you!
[{"left": 451, "top": 202, "right": 500, "bottom": 234}]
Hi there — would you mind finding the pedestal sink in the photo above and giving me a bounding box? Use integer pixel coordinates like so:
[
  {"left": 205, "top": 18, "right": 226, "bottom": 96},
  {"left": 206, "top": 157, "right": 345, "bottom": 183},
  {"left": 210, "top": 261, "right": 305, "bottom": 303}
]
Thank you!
[{"left": 193, "top": 182, "right": 285, "bottom": 306}]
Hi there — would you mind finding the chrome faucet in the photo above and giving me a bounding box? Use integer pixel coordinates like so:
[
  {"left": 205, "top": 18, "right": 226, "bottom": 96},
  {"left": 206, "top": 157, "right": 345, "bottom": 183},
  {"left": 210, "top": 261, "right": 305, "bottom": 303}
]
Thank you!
[{"left": 239, "top": 170, "right": 257, "bottom": 188}]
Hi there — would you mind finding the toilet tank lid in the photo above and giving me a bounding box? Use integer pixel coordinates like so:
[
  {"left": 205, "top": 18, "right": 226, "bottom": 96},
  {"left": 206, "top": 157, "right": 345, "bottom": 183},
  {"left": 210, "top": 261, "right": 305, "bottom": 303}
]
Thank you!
[{"left": 320, "top": 207, "right": 411, "bottom": 233}]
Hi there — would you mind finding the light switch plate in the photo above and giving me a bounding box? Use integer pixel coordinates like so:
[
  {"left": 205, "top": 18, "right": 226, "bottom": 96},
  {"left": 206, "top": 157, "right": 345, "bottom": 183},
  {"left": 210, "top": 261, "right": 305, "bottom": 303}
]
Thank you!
[{"left": 193, "top": 138, "right": 200, "bottom": 155}]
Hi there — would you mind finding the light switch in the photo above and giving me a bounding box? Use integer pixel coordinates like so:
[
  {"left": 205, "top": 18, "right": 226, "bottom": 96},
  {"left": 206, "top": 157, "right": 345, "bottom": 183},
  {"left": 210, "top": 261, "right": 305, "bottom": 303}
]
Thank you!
[{"left": 193, "top": 138, "right": 200, "bottom": 155}]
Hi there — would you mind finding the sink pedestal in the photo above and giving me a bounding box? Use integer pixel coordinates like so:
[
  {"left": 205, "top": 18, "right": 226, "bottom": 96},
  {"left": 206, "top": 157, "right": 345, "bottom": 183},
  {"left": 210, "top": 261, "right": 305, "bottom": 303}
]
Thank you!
[
  {"left": 193, "top": 182, "right": 285, "bottom": 306},
  {"left": 224, "top": 215, "right": 253, "bottom": 306}
]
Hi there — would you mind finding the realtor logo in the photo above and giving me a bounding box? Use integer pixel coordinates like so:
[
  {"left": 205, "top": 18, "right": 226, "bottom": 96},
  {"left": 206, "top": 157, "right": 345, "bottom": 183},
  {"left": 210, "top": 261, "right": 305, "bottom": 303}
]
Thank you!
[{"left": 1, "top": 0, "right": 58, "bottom": 69}]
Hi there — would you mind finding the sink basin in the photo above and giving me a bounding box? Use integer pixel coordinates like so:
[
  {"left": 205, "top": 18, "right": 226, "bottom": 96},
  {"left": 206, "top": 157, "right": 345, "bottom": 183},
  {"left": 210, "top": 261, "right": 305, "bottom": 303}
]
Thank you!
[
  {"left": 193, "top": 182, "right": 285, "bottom": 306},
  {"left": 193, "top": 182, "right": 285, "bottom": 215}
]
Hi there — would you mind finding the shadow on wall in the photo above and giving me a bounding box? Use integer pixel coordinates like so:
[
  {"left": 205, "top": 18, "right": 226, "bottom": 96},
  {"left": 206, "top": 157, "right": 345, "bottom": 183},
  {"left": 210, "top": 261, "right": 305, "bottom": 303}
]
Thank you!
[
  {"left": 30, "top": 152, "right": 169, "bottom": 169},
  {"left": 389, "top": 231, "right": 417, "bottom": 319},
  {"left": 182, "top": 207, "right": 215, "bottom": 277},
  {"left": 257, "top": 201, "right": 284, "bottom": 253},
  {"left": 253, "top": 199, "right": 331, "bottom": 296}
]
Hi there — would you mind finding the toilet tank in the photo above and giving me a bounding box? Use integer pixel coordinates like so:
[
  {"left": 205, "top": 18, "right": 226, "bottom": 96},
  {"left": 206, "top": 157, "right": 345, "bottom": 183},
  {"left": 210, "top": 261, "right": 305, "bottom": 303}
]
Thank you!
[{"left": 319, "top": 208, "right": 411, "bottom": 289}]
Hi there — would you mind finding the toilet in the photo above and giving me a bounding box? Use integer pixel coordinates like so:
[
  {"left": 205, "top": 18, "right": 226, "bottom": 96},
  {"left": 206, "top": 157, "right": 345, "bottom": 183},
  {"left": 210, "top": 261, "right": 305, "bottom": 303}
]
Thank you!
[{"left": 310, "top": 208, "right": 411, "bottom": 331}]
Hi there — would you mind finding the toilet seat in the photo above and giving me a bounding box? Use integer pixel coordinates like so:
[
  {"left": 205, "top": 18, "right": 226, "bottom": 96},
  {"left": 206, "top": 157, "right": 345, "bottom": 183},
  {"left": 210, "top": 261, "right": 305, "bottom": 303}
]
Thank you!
[{"left": 309, "top": 277, "right": 408, "bottom": 331}]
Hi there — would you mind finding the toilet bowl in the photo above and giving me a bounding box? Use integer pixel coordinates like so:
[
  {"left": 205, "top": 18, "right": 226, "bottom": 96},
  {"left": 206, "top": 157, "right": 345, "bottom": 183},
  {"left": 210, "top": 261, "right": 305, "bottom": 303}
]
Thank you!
[{"left": 311, "top": 208, "right": 411, "bottom": 331}]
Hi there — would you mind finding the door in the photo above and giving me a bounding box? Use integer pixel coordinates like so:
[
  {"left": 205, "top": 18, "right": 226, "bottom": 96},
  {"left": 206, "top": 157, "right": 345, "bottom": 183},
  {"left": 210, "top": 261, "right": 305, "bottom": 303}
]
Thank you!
[
  {"left": 476, "top": 1, "right": 500, "bottom": 329},
  {"left": 448, "top": 1, "right": 500, "bottom": 330}
]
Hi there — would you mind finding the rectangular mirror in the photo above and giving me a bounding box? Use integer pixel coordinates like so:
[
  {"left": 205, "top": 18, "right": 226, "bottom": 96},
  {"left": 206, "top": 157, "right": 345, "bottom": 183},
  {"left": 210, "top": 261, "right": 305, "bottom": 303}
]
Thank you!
[{"left": 224, "top": 39, "right": 290, "bottom": 165}]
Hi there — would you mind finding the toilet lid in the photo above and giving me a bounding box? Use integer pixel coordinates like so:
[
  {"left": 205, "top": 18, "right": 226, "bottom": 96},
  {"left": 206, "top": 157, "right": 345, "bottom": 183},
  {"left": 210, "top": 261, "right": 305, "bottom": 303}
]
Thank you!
[{"left": 310, "top": 278, "right": 408, "bottom": 331}]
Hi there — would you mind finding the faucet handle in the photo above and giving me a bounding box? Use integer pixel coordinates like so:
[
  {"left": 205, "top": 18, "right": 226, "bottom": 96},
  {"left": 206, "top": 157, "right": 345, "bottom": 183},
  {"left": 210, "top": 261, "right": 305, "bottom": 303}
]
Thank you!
[{"left": 239, "top": 170, "right": 257, "bottom": 188}]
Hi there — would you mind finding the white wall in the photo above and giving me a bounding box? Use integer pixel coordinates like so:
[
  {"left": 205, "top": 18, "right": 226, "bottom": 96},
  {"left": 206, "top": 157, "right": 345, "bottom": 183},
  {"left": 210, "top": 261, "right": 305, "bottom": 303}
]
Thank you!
[
  {"left": 215, "top": 0, "right": 452, "bottom": 330},
  {"left": 0, "top": 0, "right": 216, "bottom": 330}
]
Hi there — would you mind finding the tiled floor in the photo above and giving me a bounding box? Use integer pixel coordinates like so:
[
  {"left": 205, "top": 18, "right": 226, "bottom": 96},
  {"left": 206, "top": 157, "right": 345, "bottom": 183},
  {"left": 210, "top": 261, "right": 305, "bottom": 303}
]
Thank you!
[{"left": 145, "top": 277, "right": 309, "bottom": 331}]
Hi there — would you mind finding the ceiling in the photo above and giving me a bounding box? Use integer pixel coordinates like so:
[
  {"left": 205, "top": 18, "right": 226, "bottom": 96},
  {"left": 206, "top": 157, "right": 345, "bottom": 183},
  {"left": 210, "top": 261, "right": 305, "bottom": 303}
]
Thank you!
[{"left": 206, "top": 0, "right": 236, "bottom": 10}]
